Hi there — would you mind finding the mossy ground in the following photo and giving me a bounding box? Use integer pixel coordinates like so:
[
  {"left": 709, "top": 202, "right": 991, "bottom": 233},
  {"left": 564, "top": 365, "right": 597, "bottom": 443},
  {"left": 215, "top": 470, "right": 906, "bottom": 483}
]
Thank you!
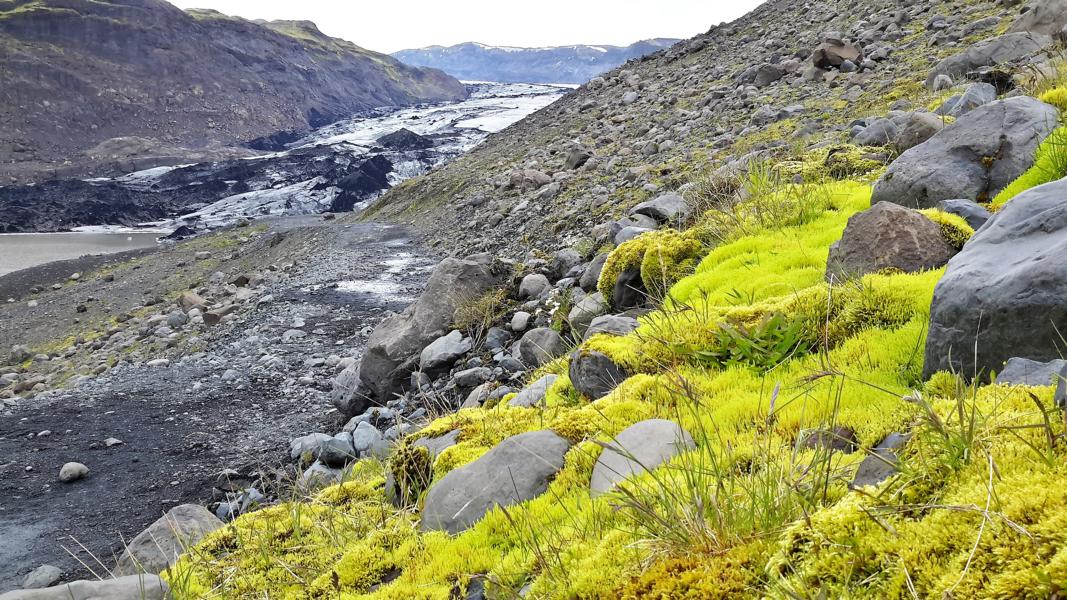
[{"left": 168, "top": 172, "right": 1067, "bottom": 599}]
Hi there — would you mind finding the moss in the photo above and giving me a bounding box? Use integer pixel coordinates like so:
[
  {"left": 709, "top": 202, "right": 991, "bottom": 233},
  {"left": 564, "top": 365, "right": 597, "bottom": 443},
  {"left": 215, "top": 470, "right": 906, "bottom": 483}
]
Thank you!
[
  {"left": 168, "top": 179, "right": 1067, "bottom": 600},
  {"left": 388, "top": 441, "right": 432, "bottom": 508},
  {"left": 992, "top": 124, "right": 1067, "bottom": 209},
  {"left": 597, "top": 229, "right": 691, "bottom": 306},
  {"left": 1040, "top": 87, "right": 1067, "bottom": 112},
  {"left": 919, "top": 208, "right": 975, "bottom": 250},
  {"left": 638, "top": 230, "right": 706, "bottom": 299}
]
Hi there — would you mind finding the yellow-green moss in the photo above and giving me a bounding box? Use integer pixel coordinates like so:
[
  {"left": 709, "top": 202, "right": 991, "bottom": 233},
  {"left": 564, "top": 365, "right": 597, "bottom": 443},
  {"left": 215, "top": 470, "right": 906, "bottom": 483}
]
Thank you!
[
  {"left": 1040, "top": 87, "right": 1067, "bottom": 112},
  {"left": 598, "top": 228, "right": 705, "bottom": 306},
  {"left": 168, "top": 178, "right": 1067, "bottom": 600},
  {"left": 992, "top": 123, "right": 1067, "bottom": 208},
  {"left": 919, "top": 208, "right": 975, "bottom": 249},
  {"left": 638, "top": 229, "right": 706, "bottom": 298}
]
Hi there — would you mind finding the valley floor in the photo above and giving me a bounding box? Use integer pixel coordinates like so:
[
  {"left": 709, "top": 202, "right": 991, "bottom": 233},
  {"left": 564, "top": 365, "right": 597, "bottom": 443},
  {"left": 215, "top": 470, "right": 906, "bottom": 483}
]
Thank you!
[{"left": 0, "top": 217, "right": 436, "bottom": 591}]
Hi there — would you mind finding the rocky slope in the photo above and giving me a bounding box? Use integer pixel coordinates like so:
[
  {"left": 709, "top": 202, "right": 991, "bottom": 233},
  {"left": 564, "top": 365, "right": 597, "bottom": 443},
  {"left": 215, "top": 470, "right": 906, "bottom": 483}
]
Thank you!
[
  {"left": 392, "top": 39, "right": 678, "bottom": 84},
  {"left": 9, "top": 0, "right": 1067, "bottom": 598},
  {"left": 0, "top": 0, "right": 467, "bottom": 184},
  {"left": 365, "top": 0, "right": 1037, "bottom": 259}
]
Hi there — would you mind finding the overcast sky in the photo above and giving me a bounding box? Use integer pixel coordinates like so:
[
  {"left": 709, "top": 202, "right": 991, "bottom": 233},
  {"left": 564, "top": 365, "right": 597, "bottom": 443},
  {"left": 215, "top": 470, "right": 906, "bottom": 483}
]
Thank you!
[{"left": 167, "top": 1, "right": 766, "bottom": 54}]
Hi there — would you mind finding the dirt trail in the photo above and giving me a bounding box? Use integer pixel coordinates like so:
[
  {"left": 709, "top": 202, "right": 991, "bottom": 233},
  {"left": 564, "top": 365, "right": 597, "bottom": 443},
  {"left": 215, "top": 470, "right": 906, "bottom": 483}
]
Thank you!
[{"left": 0, "top": 219, "right": 435, "bottom": 591}]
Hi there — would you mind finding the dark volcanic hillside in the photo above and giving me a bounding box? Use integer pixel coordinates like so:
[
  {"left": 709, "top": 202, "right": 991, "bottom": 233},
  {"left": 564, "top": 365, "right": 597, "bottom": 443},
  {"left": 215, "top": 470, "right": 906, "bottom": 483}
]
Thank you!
[
  {"left": 0, "top": 0, "right": 467, "bottom": 183},
  {"left": 393, "top": 39, "right": 679, "bottom": 84}
]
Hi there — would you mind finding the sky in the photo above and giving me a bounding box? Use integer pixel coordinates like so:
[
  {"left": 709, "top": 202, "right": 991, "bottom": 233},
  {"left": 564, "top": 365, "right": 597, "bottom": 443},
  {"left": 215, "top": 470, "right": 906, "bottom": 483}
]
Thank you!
[{"left": 167, "top": 1, "right": 766, "bottom": 54}]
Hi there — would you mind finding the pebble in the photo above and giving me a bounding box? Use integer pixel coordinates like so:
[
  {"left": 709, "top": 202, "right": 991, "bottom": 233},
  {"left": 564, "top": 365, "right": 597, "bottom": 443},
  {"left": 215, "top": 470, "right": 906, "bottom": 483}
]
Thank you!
[{"left": 22, "top": 564, "right": 62, "bottom": 589}]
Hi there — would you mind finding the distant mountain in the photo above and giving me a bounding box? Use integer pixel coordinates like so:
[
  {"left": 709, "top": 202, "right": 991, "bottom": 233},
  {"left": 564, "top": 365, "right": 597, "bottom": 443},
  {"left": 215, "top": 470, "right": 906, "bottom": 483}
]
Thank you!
[
  {"left": 0, "top": 0, "right": 468, "bottom": 183},
  {"left": 392, "top": 39, "right": 680, "bottom": 84}
]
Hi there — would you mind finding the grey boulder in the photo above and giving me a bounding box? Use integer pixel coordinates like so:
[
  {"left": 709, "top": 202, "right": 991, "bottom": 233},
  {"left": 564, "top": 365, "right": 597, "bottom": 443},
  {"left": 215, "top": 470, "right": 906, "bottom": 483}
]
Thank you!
[
  {"left": 935, "top": 83, "right": 998, "bottom": 118},
  {"left": 420, "top": 330, "right": 472, "bottom": 373},
  {"left": 826, "top": 202, "right": 957, "bottom": 281},
  {"left": 630, "top": 193, "right": 691, "bottom": 225},
  {"left": 21, "top": 566, "right": 62, "bottom": 590},
  {"left": 569, "top": 350, "right": 630, "bottom": 400},
  {"left": 584, "top": 314, "right": 640, "bottom": 341},
  {"left": 891, "top": 112, "right": 945, "bottom": 153},
  {"left": 113, "top": 504, "right": 223, "bottom": 576},
  {"left": 579, "top": 253, "right": 608, "bottom": 292},
  {"left": 851, "top": 433, "right": 909, "bottom": 488},
  {"left": 925, "top": 32, "right": 1054, "bottom": 89},
  {"left": 517, "top": 328, "right": 567, "bottom": 368},
  {"left": 995, "top": 358, "right": 1067, "bottom": 386},
  {"left": 1008, "top": 0, "right": 1067, "bottom": 38},
  {"left": 421, "top": 430, "right": 571, "bottom": 534},
  {"left": 509, "top": 374, "right": 559, "bottom": 408},
  {"left": 518, "top": 273, "right": 551, "bottom": 300},
  {"left": 590, "top": 420, "right": 695, "bottom": 496},
  {"left": 937, "top": 199, "right": 992, "bottom": 230},
  {"left": 567, "top": 292, "right": 608, "bottom": 338},
  {"left": 924, "top": 179, "right": 1067, "bottom": 379},
  {"left": 872, "top": 97, "right": 1058, "bottom": 208},
  {"left": 357, "top": 256, "right": 507, "bottom": 405}
]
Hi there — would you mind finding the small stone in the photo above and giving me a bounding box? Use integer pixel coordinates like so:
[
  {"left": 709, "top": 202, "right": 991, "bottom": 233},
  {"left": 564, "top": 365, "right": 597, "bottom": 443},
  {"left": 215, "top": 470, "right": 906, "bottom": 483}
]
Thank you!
[
  {"left": 59, "top": 462, "right": 89, "bottom": 483},
  {"left": 22, "top": 564, "right": 62, "bottom": 589},
  {"left": 104, "top": 437, "right": 124, "bottom": 447}
]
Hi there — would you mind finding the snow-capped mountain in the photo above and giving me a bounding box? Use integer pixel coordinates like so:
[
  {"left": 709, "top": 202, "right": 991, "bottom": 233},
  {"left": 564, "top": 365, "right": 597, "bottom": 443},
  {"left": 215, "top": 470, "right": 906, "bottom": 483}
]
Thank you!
[{"left": 392, "top": 39, "right": 679, "bottom": 84}]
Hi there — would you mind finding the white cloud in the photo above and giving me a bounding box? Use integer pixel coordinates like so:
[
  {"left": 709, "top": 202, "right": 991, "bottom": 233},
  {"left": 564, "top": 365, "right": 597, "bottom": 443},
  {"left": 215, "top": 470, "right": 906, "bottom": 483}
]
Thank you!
[{"left": 166, "top": 0, "right": 766, "bottom": 54}]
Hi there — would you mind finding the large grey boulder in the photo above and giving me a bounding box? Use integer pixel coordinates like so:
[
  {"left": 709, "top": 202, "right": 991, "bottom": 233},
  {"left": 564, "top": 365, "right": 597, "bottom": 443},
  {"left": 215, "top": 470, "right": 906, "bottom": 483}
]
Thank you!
[
  {"left": 1008, "top": 0, "right": 1067, "bottom": 38},
  {"left": 590, "top": 420, "right": 695, "bottom": 496},
  {"left": 517, "top": 328, "right": 567, "bottom": 367},
  {"left": 872, "top": 97, "right": 1058, "bottom": 208},
  {"left": 509, "top": 374, "right": 559, "bottom": 408},
  {"left": 356, "top": 256, "right": 507, "bottom": 407},
  {"left": 925, "top": 179, "right": 1067, "bottom": 379},
  {"left": 421, "top": 430, "right": 571, "bottom": 534},
  {"left": 569, "top": 350, "right": 630, "bottom": 400},
  {"left": 924, "top": 32, "right": 1054, "bottom": 89},
  {"left": 113, "top": 504, "right": 223, "bottom": 576},
  {"left": 995, "top": 358, "right": 1067, "bottom": 386},
  {"left": 0, "top": 575, "right": 169, "bottom": 600},
  {"left": 826, "top": 202, "right": 957, "bottom": 281}
]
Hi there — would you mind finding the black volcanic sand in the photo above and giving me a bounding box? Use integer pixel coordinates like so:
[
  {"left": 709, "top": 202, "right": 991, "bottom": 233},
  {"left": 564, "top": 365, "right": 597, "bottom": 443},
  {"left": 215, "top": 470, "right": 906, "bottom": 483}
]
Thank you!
[{"left": 0, "top": 218, "right": 435, "bottom": 591}]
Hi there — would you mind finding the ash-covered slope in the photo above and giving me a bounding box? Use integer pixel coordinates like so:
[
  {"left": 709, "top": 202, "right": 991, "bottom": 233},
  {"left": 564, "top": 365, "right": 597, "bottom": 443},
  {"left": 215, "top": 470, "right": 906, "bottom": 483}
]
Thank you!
[
  {"left": 392, "top": 39, "right": 679, "bottom": 84},
  {"left": 0, "top": 0, "right": 467, "bottom": 183}
]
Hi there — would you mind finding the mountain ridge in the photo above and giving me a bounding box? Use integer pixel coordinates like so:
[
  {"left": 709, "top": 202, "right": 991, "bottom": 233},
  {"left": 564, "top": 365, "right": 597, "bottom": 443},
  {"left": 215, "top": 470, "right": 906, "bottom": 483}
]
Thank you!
[
  {"left": 392, "top": 38, "right": 679, "bottom": 84},
  {"left": 0, "top": 0, "right": 468, "bottom": 183}
]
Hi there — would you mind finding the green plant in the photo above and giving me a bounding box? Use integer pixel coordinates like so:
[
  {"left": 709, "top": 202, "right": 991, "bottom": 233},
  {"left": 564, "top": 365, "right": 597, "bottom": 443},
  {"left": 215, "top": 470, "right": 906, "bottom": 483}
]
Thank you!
[
  {"left": 453, "top": 288, "right": 511, "bottom": 345},
  {"left": 684, "top": 313, "right": 808, "bottom": 373}
]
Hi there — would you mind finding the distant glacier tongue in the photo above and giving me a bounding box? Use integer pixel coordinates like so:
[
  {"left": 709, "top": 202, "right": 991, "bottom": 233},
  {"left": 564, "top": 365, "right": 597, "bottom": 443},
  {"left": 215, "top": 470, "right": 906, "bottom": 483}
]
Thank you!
[{"left": 152, "top": 82, "right": 567, "bottom": 231}]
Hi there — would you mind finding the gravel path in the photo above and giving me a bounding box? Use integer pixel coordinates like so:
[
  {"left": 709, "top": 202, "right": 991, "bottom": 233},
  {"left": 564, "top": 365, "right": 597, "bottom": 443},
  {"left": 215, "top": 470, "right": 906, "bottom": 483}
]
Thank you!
[{"left": 0, "top": 219, "right": 435, "bottom": 591}]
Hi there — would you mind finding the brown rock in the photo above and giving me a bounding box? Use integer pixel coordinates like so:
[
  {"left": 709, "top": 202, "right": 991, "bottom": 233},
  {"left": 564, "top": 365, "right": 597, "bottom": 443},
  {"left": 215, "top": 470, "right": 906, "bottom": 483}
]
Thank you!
[
  {"left": 177, "top": 291, "right": 206, "bottom": 313},
  {"left": 813, "top": 41, "right": 862, "bottom": 69},
  {"left": 826, "top": 202, "right": 956, "bottom": 281}
]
